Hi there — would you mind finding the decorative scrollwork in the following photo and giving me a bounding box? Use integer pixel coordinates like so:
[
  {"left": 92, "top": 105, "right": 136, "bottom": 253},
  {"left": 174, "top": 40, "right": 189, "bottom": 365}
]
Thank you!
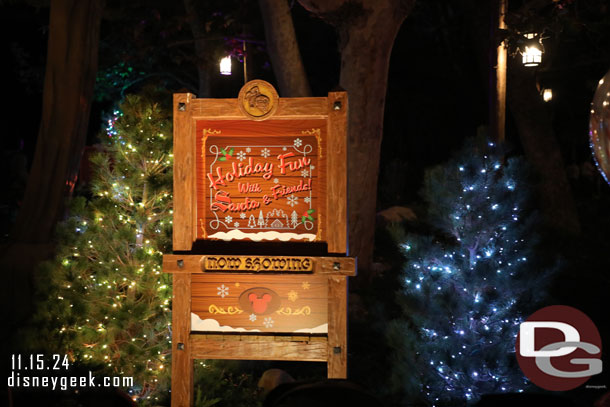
[
  {"left": 276, "top": 306, "right": 311, "bottom": 316},
  {"left": 203, "top": 129, "right": 221, "bottom": 138},
  {"left": 303, "top": 219, "right": 314, "bottom": 231},
  {"left": 203, "top": 130, "right": 221, "bottom": 161},
  {"left": 209, "top": 217, "right": 222, "bottom": 230},
  {"left": 302, "top": 128, "right": 322, "bottom": 158},
  {"left": 301, "top": 128, "right": 320, "bottom": 137},
  {"left": 293, "top": 143, "right": 313, "bottom": 156},
  {"left": 208, "top": 305, "right": 243, "bottom": 315}
]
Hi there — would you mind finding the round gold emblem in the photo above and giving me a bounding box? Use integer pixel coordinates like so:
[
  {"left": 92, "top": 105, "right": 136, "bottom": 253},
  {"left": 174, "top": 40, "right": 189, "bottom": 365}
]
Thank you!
[{"left": 238, "top": 79, "right": 279, "bottom": 121}]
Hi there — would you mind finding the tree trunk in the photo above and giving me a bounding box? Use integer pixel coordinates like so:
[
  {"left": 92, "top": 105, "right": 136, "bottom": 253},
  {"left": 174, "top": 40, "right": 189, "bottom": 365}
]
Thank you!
[
  {"left": 298, "top": 0, "right": 414, "bottom": 270},
  {"left": 183, "top": 0, "right": 211, "bottom": 97},
  {"left": 506, "top": 61, "right": 581, "bottom": 235},
  {"left": 490, "top": 0, "right": 507, "bottom": 143},
  {"left": 259, "top": 0, "right": 311, "bottom": 97},
  {"left": 1, "top": 0, "right": 103, "bottom": 351},
  {"left": 11, "top": 0, "right": 104, "bottom": 244}
]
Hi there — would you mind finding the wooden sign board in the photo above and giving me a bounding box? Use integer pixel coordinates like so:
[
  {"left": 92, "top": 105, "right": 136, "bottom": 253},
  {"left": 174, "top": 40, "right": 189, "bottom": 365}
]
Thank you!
[
  {"left": 191, "top": 273, "right": 328, "bottom": 334},
  {"left": 163, "top": 254, "right": 355, "bottom": 406},
  {"left": 173, "top": 80, "right": 347, "bottom": 254},
  {"left": 198, "top": 120, "right": 325, "bottom": 243}
]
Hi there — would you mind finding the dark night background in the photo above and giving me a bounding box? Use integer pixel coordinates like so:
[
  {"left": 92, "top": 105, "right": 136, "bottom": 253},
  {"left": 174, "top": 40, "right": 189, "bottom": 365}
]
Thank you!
[
  {"left": 4, "top": 1, "right": 609, "bottom": 208},
  {"left": 1, "top": 0, "right": 610, "bottom": 406}
]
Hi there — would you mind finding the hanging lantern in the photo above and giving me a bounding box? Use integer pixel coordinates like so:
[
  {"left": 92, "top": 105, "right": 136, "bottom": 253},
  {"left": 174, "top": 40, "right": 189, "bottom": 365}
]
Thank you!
[
  {"left": 521, "top": 34, "right": 543, "bottom": 67},
  {"left": 542, "top": 88, "right": 553, "bottom": 102},
  {"left": 219, "top": 56, "right": 232, "bottom": 75},
  {"left": 589, "top": 69, "right": 610, "bottom": 185}
]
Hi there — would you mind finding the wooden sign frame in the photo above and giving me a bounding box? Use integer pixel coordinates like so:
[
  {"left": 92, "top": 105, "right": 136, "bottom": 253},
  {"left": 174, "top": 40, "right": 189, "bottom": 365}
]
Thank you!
[
  {"left": 172, "top": 80, "right": 348, "bottom": 254},
  {"left": 165, "top": 81, "right": 353, "bottom": 407}
]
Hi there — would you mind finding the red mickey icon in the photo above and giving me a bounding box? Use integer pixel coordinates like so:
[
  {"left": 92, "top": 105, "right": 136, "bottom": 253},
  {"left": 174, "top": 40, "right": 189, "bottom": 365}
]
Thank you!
[
  {"left": 249, "top": 293, "right": 272, "bottom": 314},
  {"left": 239, "top": 288, "right": 280, "bottom": 315}
]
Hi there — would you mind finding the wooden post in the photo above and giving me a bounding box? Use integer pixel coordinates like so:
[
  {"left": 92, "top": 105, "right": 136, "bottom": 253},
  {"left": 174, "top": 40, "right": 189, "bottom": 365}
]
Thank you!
[
  {"left": 171, "top": 272, "right": 193, "bottom": 407},
  {"left": 327, "top": 275, "right": 348, "bottom": 378},
  {"left": 172, "top": 93, "right": 196, "bottom": 251},
  {"left": 491, "top": 0, "right": 507, "bottom": 143},
  {"left": 326, "top": 92, "right": 348, "bottom": 255}
]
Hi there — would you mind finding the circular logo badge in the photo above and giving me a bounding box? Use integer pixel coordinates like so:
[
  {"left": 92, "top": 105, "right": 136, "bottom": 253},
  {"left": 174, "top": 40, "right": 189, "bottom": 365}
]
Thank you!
[
  {"left": 516, "top": 305, "right": 602, "bottom": 391},
  {"left": 238, "top": 79, "right": 279, "bottom": 121}
]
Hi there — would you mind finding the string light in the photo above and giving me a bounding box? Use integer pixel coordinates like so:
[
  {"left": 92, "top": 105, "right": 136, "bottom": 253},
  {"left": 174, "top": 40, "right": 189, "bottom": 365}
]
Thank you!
[
  {"left": 397, "top": 141, "right": 535, "bottom": 403},
  {"left": 44, "top": 97, "right": 174, "bottom": 400}
]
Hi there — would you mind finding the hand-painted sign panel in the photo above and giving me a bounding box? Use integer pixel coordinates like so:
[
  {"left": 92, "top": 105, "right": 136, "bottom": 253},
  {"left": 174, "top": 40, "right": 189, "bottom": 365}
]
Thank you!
[
  {"left": 191, "top": 274, "right": 328, "bottom": 333},
  {"left": 197, "top": 119, "right": 326, "bottom": 243}
]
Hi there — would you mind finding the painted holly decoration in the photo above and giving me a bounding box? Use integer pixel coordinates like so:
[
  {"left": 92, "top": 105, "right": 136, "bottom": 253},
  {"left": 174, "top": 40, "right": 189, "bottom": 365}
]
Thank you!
[
  {"left": 301, "top": 208, "right": 315, "bottom": 223},
  {"left": 218, "top": 147, "right": 234, "bottom": 161}
]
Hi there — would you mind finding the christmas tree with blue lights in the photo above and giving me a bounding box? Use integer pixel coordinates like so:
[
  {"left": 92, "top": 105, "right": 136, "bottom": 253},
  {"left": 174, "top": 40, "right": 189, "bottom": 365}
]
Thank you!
[{"left": 389, "top": 140, "right": 544, "bottom": 405}]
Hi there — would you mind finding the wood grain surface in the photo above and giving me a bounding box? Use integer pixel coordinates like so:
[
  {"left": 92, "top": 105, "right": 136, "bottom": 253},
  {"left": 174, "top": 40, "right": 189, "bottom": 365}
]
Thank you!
[{"left": 190, "top": 334, "right": 327, "bottom": 361}]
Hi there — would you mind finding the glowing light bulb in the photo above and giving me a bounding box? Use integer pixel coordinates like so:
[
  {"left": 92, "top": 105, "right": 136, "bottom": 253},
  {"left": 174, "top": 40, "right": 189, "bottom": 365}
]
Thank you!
[{"left": 220, "top": 56, "right": 232, "bottom": 75}]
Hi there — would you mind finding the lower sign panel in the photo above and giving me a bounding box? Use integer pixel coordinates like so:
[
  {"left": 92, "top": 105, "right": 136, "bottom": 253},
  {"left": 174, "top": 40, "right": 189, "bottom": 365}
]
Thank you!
[{"left": 191, "top": 274, "right": 328, "bottom": 333}]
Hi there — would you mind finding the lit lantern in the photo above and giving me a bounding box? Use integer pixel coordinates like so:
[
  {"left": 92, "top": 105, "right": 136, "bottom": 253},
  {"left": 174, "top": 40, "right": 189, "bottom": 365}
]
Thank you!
[
  {"left": 521, "top": 34, "right": 543, "bottom": 67},
  {"left": 542, "top": 88, "right": 552, "bottom": 102},
  {"left": 219, "top": 56, "right": 232, "bottom": 75}
]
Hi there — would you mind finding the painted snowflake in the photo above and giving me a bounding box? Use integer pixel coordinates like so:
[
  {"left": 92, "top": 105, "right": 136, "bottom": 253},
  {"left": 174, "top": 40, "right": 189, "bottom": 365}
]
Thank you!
[
  {"left": 236, "top": 151, "right": 247, "bottom": 161},
  {"left": 233, "top": 221, "right": 240, "bottom": 228},
  {"left": 224, "top": 215, "right": 233, "bottom": 224},
  {"left": 294, "top": 138, "right": 303, "bottom": 148},
  {"left": 301, "top": 169, "right": 309, "bottom": 178},
  {"left": 249, "top": 314, "right": 257, "bottom": 322},
  {"left": 288, "top": 290, "right": 299, "bottom": 302},
  {"left": 301, "top": 281, "right": 310, "bottom": 290},
  {"left": 261, "top": 148, "right": 271, "bottom": 158},
  {"left": 217, "top": 284, "right": 229, "bottom": 298},
  {"left": 263, "top": 317, "right": 274, "bottom": 328},
  {"left": 287, "top": 195, "right": 298, "bottom": 207},
  {"left": 239, "top": 213, "right": 246, "bottom": 219},
  {"left": 246, "top": 147, "right": 252, "bottom": 153},
  {"left": 304, "top": 197, "right": 311, "bottom": 204},
  {"left": 310, "top": 165, "right": 315, "bottom": 170},
  {"left": 273, "top": 178, "right": 279, "bottom": 184}
]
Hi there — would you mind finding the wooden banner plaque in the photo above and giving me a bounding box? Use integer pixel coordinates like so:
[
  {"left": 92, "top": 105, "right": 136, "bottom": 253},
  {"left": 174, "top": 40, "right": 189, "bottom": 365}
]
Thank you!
[
  {"left": 165, "top": 81, "right": 353, "bottom": 407},
  {"left": 201, "top": 255, "right": 314, "bottom": 273},
  {"left": 173, "top": 79, "right": 347, "bottom": 254}
]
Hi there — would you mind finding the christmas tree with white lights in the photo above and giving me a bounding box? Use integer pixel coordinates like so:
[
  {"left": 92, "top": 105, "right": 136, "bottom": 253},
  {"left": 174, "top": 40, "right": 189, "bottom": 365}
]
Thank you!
[
  {"left": 389, "top": 140, "right": 544, "bottom": 405},
  {"left": 33, "top": 92, "right": 173, "bottom": 401}
]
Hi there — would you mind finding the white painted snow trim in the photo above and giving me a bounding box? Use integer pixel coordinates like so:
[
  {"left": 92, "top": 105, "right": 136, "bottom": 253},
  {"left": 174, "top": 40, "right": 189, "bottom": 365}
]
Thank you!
[
  {"left": 208, "top": 230, "right": 316, "bottom": 242},
  {"left": 190, "top": 314, "right": 328, "bottom": 334},
  {"left": 293, "top": 323, "right": 328, "bottom": 334},
  {"left": 191, "top": 314, "right": 261, "bottom": 332}
]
